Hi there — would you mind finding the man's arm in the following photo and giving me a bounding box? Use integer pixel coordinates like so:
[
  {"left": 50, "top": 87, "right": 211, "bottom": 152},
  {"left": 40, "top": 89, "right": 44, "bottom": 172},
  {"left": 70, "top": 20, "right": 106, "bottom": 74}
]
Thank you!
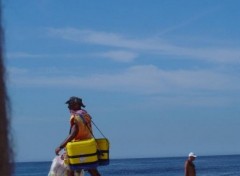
[
  {"left": 184, "top": 160, "right": 189, "bottom": 176},
  {"left": 55, "top": 123, "right": 79, "bottom": 155}
]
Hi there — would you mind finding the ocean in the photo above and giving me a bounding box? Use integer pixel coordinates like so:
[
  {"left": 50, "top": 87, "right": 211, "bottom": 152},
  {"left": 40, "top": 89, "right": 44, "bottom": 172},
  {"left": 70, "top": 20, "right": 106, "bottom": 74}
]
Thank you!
[{"left": 14, "top": 155, "right": 240, "bottom": 176}]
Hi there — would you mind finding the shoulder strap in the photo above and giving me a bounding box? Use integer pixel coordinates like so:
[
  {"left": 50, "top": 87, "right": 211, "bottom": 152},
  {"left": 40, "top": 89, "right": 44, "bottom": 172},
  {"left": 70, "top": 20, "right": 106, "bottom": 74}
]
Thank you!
[
  {"left": 91, "top": 119, "right": 107, "bottom": 139},
  {"left": 79, "top": 114, "right": 107, "bottom": 139},
  {"left": 79, "top": 114, "right": 108, "bottom": 155}
]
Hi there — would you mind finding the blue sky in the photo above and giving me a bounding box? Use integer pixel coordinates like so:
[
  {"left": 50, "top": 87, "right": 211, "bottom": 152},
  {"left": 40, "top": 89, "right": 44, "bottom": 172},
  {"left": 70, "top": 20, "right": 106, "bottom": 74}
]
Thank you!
[{"left": 3, "top": 0, "right": 240, "bottom": 162}]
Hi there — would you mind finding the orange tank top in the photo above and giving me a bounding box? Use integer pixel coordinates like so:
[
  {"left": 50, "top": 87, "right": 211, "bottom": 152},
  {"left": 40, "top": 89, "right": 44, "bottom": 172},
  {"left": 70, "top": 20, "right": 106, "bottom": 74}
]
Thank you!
[{"left": 70, "top": 110, "right": 92, "bottom": 141}]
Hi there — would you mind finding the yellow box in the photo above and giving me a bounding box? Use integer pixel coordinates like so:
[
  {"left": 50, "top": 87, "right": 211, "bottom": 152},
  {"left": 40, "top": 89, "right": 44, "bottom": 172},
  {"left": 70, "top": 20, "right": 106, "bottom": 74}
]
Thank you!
[
  {"left": 96, "top": 138, "right": 110, "bottom": 166},
  {"left": 66, "top": 138, "right": 98, "bottom": 170}
]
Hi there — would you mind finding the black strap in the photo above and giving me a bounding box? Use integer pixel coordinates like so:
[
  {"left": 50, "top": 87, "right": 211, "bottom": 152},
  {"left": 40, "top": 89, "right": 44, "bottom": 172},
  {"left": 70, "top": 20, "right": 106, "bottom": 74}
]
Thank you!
[
  {"left": 79, "top": 114, "right": 108, "bottom": 155},
  {"left": 91, "top": 120, "right": 107, "bottom": 139},
  {"left": 79, "top": 114, "right": 107, "bottom": 140}
]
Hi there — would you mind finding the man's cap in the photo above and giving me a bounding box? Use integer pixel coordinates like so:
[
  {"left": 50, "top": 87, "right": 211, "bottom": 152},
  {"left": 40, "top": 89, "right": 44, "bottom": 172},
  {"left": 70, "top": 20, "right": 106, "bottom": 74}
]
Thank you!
[
  {"left": 188, "top": 152, "right": 197, "bottom": 158},
  {"left": 65, "top": 96, "right": 86, "bottom": 107}
]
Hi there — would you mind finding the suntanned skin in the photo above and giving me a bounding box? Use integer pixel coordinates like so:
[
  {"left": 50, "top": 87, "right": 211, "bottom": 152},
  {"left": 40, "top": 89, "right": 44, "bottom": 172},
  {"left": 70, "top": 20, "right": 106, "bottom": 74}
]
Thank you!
[
  {"left": 184, "top": 156, "right": 196, "bottom": 176},
  {"left": 55, "top": 123, "right": 79, "bottom": 155},
  {"left": 55, "top": 101, "right": 101, "bottom": 176}
]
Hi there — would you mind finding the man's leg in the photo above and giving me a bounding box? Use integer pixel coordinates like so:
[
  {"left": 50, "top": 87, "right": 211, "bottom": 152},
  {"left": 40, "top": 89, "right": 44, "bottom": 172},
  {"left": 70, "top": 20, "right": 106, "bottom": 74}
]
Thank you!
[
  {"left": 67, "top": 170, "right": 74, "bottom": 176},
  {"left": 88, "top": 168, "right": 101, "bottom": 176},
  {"left": 74, "top": 170, "right": 84, "bottom": 176}
]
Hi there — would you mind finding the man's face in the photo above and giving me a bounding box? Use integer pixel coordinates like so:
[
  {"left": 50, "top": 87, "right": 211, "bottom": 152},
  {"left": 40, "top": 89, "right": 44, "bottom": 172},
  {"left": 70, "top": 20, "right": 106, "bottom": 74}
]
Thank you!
[
  {"left": 69, "top": 103, "right": 81, "bottom": 111},
  {"left": 190, "top": 156, "right": 196, "bottom": 161}
]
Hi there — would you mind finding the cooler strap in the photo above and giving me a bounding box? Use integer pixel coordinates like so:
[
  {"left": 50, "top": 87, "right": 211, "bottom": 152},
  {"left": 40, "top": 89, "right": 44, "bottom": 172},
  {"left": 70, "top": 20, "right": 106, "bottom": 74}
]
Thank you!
[
  {"left": 79, "top": 114, "right": 107, "bottom": 139},
  {"left": 79, "top": 114, "right": 108, "bottom": 154}
]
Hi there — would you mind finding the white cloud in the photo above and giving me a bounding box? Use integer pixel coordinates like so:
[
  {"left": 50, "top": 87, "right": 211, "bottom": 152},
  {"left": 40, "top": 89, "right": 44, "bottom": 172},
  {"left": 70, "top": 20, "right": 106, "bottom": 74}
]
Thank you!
[
  {"left": 8, "top": 67, "right": 29, "bottom": 74},
  {"left": 7, "top": 52, "right": 45, "bottom": 59},
  {"left": 6, "top": 52, "right": 86, "bottom": 60},
  {"left": 96, "top": 50, "right": 138, "bottom": 63},
  {"left": 8, "top": 65, "right": 240, "bottom": 95},
  {"left": 47, "top": 28, "right": 240, "bottom": 64},
  {"left": 47, "top": 28, "right": 163, "bottom": 52},
  {"left": 157, "top": 5, "right": 223, "bottom": 36},
  {"left": 7, "top": 28, "right": 240, "bottom": 64}
]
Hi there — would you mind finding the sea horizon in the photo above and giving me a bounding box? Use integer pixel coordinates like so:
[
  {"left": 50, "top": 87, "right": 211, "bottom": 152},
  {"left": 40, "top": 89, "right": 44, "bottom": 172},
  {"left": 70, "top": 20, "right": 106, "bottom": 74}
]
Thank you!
[
  {"left": 14, "top": 154, "right": 240, "bottom": 176},
  {"left": 15, "top": 153, "right": 240, "bottom": 163}
]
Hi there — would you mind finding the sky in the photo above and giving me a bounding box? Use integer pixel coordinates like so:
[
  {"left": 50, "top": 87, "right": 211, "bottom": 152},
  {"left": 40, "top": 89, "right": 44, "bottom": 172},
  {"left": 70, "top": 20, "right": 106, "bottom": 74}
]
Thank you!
[{"left": 2, "top": 0, "right": 240, "bottom": 162}]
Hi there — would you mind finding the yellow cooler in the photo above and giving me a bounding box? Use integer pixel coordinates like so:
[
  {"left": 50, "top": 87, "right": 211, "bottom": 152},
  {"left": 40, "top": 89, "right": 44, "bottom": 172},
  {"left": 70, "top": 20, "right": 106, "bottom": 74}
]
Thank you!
[
  {"left": 66, "top": 138, "right": 98, "bottom": 170},
  {"left": 96, "top": 138, "right": 110, "bottom": 166}
]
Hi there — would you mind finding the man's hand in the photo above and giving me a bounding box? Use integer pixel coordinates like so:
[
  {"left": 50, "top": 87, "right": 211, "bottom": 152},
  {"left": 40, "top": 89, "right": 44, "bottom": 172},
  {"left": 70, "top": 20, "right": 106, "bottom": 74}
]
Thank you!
[{"left": 55, "top": 147, "right": 62, "bottom": 155}]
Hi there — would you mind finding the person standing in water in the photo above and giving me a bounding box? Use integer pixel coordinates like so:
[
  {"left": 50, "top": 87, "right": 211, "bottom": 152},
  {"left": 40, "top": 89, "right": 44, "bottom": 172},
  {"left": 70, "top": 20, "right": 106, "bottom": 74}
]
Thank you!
[
  {"left": 55, "top": 96, "right": 101, "bottom": 176},
  {"left": 184, "top": 152, "right": 197, "bottom": 176}
]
